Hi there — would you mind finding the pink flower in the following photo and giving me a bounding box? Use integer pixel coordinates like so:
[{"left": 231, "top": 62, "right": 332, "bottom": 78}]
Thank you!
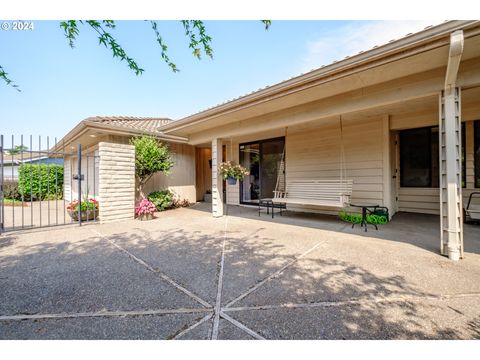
[{"left": 135, "top": 199, "right": 157, "bottom": 216}]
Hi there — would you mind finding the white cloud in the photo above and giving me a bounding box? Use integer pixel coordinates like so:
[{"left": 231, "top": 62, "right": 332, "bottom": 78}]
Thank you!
[{"left": 301, "top": 20, "right": 444, "bottom": 72}]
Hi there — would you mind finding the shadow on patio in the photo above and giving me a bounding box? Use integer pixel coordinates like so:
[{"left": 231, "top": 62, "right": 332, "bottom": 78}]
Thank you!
[
  {"left": 188, "top": 202, "right": 480, "bottom": 256},
  {"left": 2, "top": 222, "right": 477, "bottom": 339}
]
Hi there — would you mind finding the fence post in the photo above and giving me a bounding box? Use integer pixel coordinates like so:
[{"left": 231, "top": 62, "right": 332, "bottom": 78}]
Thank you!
[{"left": 77, "top": 143, "right": 82, "bottom": 226}]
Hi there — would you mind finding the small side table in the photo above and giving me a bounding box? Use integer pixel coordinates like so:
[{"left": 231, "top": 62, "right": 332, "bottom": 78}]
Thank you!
[
  {"left": 258, "top": 199, "right": 273, "bottom": 218},
  {"left": 349, "top": 203, "right": 380, "bottom": 232}
]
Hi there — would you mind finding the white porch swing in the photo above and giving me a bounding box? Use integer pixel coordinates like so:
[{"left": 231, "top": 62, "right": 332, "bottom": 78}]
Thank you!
[{"left": 272, "top": 116, "right": 353, "bottom": 209}]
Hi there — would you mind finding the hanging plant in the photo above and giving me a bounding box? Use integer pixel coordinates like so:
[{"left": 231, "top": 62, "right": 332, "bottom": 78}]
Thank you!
[{"left": 218, "top": 161, "right": 249, "bottom": 184}]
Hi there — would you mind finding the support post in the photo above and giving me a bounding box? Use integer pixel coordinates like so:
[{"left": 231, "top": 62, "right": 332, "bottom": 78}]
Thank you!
[
  {"left": 212, "top": 138, "right": 224, "bottom": 217},
  {"left": 382, "top": 115, "right": 392, "bottom": 219},
  {"left": 439, "top": 88, "right": 463, "bottom": 260},
  {"left": 439, "top": 30, "right": 464, "bottom": 260},
  {"left": 77, "top": 143, "right": 82, "bottom": 226}
]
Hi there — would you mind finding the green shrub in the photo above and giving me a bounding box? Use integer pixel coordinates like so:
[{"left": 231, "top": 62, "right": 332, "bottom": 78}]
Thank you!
[
  {"left": 18, "top": 164, "right": 64, "bottom": 201},
  {"left": 3, "top": 180, "right": 21, "bottom": 200},
  {"left": 130, "top": 135, "right": 174, "bottom": 199},
  {"left": 148, "top": 190, "right": 174, "bottom": 211}
]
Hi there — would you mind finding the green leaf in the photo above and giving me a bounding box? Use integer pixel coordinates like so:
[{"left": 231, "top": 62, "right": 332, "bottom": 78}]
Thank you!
[{"left": 0, "top": 65, "right": 21, "bottom": 92}]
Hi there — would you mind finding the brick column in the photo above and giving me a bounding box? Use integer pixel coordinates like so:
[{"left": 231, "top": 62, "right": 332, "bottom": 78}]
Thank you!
[{"left": 98, "top": 142, "right": 135, "bottom": 223}]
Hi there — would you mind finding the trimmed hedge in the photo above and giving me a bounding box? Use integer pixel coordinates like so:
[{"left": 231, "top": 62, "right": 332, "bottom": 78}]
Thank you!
[{"left": 18, "top": 164, "right": 64, "bottom": 201}]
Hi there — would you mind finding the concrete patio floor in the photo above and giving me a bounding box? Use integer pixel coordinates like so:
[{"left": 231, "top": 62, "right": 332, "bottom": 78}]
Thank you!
[{"left": 1, "top": 202, "right": 480, "bottom": 339}]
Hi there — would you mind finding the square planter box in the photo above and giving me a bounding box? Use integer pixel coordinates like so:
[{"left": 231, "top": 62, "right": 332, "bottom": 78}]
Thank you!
[{"left": 204, "top": 193, "right": 212, "bottom": 203}]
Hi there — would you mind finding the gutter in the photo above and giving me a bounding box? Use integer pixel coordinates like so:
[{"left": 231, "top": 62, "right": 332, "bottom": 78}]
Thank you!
[{"left": 159, "top": 20, "right": 480, "bottom": 134}]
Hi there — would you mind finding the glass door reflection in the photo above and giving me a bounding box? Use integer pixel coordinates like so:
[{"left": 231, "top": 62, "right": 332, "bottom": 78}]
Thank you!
[{"left": 239, "top": 137, "right": 285, "bottom": 204}]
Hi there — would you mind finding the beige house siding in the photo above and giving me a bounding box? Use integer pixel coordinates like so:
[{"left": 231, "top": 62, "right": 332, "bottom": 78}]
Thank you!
[
  {"left": 222, "top": 117, "right": 477, "bottom": 216},
  {"left": 398, "top": 188, "right": 440, "bottom": 214},
  {"left": 91, "top": 134, "right": 196, "bottom": 203},
  {"left": 224, "top": 118, "right": 387, "bottom": 213},
  {"left": 195, "top": 147, "right": 212, "bottom": 201},
  {"left": 143, "top": 143, "right": 196, "bottom": 203},
  {"left": 64, "top": 147, "right": 99, "bottom": 202},
  {"left": 396, "top": 120, "right": 477, "bottom": 215},
  {"left": 285, "top": 118, "right": 385, "bottom": 214},
  {"left": 226, "top": 141, "right": 240, "bottom": 205}
]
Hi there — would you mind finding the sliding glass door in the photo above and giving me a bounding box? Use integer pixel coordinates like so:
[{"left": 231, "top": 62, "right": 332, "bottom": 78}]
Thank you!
[{"left": 239, "top": 137, "right": 285, "bottom": 204}]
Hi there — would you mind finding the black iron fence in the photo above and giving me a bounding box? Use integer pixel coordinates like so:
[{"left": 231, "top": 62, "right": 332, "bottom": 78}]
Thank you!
[{"left": 0, "top": 135, "right": 99, "bottom": 233}]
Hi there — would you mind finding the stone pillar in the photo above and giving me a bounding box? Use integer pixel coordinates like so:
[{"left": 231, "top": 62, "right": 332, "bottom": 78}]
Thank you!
[
  {"left": 382, "top": 115, "right": 392, "bottom": 219},
  {"left": 212, "top": 138, "right": 224, "bottom": 217},
  {"left": 98, "top": 142, "right": 135, "bottom": 223}
]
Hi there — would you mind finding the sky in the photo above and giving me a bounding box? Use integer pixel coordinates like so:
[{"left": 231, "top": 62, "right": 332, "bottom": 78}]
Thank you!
[{"left": 0, "top": 20, "right": 441, "bottom": 142}]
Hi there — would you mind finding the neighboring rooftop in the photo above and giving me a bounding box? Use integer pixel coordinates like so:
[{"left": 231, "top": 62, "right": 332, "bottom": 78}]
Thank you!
[{"left": 85, "top": 116, "right": 172, "bottom": 133}]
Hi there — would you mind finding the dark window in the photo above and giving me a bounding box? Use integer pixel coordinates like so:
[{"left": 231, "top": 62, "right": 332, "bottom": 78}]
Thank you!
[
  {"left": 400, "top": 124, "right": 466, "bottom": 188},
  {"left": 400, "top": 127, "right": 439, "bottom": 187},
  {"left": 475, "top": 121, "right": 480, "bottom": 188}
]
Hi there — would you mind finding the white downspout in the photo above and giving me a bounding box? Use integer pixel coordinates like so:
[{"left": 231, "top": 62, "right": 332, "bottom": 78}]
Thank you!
[{"left": 445, "top": 30, "right": 464, "bottom": 93}]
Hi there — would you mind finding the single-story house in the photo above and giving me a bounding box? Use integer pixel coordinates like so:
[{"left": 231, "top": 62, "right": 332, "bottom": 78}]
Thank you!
[{"left": 58, "top": 20, "right": 480, "bottom": 260}]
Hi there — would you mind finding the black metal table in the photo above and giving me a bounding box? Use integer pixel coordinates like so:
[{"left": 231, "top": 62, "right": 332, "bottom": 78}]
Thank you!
[
  {"left": 258, "top": 199, "right": 274, "bottom": 218},
  {"left": 258, "top": 199, "right": 286, "bottom": 219},
  {"left": 349, "top": 203, "right": 380, "bottom": 232}
]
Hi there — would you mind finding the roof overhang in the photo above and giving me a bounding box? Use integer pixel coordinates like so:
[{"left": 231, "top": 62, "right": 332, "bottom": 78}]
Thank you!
[
  {"left": 159, "top": 20, "right": 480, "bottom": 139},
  {"left": 57, "top": 118, "right": 189, "bottom": 150}
]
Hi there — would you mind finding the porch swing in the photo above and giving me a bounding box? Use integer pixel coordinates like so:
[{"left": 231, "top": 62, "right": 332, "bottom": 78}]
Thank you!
[{"left": 272, "top": 116, "right": 353, "bottom": 209}]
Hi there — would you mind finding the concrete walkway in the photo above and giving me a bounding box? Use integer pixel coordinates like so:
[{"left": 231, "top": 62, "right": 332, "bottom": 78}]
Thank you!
[{"left": 1, "top": 202, "right": 479, "bottom": 339}]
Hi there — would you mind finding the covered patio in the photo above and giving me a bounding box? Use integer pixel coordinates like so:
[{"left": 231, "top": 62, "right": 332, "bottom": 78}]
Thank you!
[{"left": 159, "top": 21, "right": 480, "bottom": 261}]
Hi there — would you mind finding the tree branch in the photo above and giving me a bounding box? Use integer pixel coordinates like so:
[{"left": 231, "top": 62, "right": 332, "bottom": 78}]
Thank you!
[
  {"left": 0, "top": 65, "right": 21, "bottom": 91},
  {"left": 150, "top": 21, "right": 179, "bottom": 72}
]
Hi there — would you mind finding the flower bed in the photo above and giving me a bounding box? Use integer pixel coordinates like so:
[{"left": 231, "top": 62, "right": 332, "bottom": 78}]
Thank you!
[{"left": 67, "top": 198, "right": 99, "bottom": 221}]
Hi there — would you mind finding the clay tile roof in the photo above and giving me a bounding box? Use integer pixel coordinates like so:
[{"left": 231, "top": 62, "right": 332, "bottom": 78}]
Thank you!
[{"left": 85, "top": 116, "right": 172, "bottom": 133}]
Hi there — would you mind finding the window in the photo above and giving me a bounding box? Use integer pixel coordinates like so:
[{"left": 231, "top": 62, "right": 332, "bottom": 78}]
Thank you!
[
  {"left": 400, "top": 124, "right": 466, "bottom": 188},
  {"left": 400, "top": 127, "right": 439, "bottom": 187},
  {"left": 475, "top": 121, "right": 480, "bottom": 188}
]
